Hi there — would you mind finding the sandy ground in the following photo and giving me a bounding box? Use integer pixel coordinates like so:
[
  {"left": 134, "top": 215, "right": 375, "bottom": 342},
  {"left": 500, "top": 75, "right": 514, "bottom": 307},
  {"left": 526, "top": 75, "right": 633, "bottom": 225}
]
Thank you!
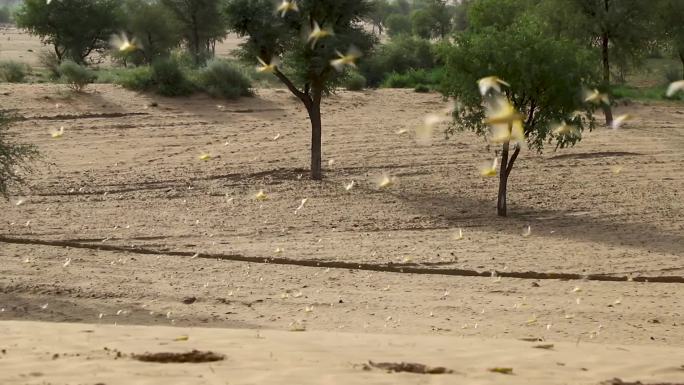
[
  {"left": 0, "top": 77, "right": 683, "bottom": 382},
  {"left": 2, "top": 320, "right": 684, "bottom": 385}
]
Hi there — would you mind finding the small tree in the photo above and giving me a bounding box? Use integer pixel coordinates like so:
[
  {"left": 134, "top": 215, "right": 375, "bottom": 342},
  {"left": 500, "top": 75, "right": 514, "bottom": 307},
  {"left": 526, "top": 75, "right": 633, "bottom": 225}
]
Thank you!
[
  {"left": 225, "top": 0, "right": 375, "bottom": 180},
  {"left": 161, "top": 0, "right": 227, "bottom": 66},
  {"left": 0, "top": 111, "right": 38, "bottom": 199},
  {"left": 440, "top": 15, "right": 598, "bottom": 217},
  {"left": 385, "top": 13, "right": 412, "bottom": 37},
  {"left": 15, "top": 0, "right": 122, "bottom": 64},
  {"left": 122, "top": 0, "right": 182, "bottom": 65},
  {"left": 546, "top": 0, "right": 655, "bottom": 126},
  {"left": 366, "top": 0, "right": 391, "bottom": 35}
]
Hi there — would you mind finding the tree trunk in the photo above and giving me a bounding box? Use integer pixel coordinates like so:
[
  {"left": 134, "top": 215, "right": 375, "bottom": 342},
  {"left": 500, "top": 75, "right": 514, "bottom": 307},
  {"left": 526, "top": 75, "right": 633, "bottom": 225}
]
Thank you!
[
  {"left": 497, "top": 141, "right": 510, "bottom": 217},
  {"left": 308, "top": 101, "right": 322, "bottom": 180},
  {"left": 601, "top": 32, "right": 613, "bottom": 126},
  {"left": 679, "top": 50, "right": 684, "bottom": 80}
]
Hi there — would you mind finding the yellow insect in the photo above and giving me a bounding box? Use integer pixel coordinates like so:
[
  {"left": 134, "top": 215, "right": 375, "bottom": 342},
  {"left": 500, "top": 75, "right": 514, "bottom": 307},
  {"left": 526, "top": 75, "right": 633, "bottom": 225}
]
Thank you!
[
  {"left": 611, "top": 114, "right": 634, "bottom": 129},
  {"left": 479, "top": 158, "right": 498, "bottom": 177},
  {"left": 485, "top": 97, "right": 523, "bottom": 126},
  {"left": 276, "top": 0, "right": 299, "bottom": 17},
  {"left": 377, "top": 174, "right": 397, "bottom": 189},
  {"left": 330, "top": 45, "right": 362, "bottom": 72},
  {"left": 50, "top": 126, "right": 64, "bottom": 138},
  {"left": 198, "top": 153, "right": 211, "bottom": 161},
  {"left": 584, "top": 89, "right": 610, "bottom": 105},
  {"left": 552, "top": 122, "right": 580, "bottom": 138},
  {"left": 255, "top": 190, "right": 268, "bottom": 201},
  {"left": 256, "top": 56, "right": 279, "bottom": 73},
  {"left": 344, "top": 180, "right": 355, "bottom": 191},
  {"left": 453, "top": 228, "right": 464, "bottom": 240},
  {"left": 308, "top": 21, "right": 334, "bottom": 48},
  {"left": 110, "top": 33, "right": 140, "bottom": 54},
  {"left": 478, "top": 76, "right": 510, "bottom": 96},
  {"left": 666, "top": 80, "right": 684, "bottom": 97},
  {"left": 522, "top": 225, "right": 532, "bottom": 237}
]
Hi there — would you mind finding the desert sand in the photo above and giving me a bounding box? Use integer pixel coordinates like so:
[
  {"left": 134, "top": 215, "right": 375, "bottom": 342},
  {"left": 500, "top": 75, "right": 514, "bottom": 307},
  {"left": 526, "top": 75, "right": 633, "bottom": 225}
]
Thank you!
[
  {"left": 1, "top": 320, "right": 684, "bottom": 385},
  {"left": 1, "top": 30, "right": 683, "bottom": 385}
]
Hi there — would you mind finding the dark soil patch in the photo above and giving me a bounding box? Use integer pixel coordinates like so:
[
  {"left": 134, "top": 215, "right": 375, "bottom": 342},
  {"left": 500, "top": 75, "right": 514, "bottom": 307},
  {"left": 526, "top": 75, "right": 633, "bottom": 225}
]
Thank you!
[{"left": 132, "top": 350, "right": 224, "bottom": 363}]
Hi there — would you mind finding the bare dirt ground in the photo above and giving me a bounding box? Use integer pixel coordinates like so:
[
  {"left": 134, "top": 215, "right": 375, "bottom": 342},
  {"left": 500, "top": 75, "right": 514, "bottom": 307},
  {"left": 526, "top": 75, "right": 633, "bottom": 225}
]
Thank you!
[{"left": 0, "top": 82, "right": 682, "bottom": 345}]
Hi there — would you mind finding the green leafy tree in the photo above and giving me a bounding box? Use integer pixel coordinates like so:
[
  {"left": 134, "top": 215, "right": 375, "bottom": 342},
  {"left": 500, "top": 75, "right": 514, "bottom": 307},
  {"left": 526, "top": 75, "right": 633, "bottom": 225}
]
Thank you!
[
  {"left": 15, "top": 0, "right": 123, "bottom": 64},
  {"left": 366, "top": 0, "right": 391, "bottom": 35},
  {"left": 122, "top": 0, "right": 182, "bottom": 65},
  {"left": 410, "top": 9, "right": 433, "bottom": 39},
  {"left": 385, "top": 13, "right": 412, "bottom": 37},
  {"left": 440, "top": 15, "right": 598, "bottom": 217},
  {"left": 546, "top": 0, "right": 655, "bottom": 125},
  {"left": 161, "top": 0, "right": 228, "bottom": 65},
  {"left": 0, "top": 112, "right": 38, "bottom": 199},
  {"left": 659, "top": 0, "right": 684, "bottom": 79},
  {"left": 225, "top": 0, "right": 376, "bottom": 180}
]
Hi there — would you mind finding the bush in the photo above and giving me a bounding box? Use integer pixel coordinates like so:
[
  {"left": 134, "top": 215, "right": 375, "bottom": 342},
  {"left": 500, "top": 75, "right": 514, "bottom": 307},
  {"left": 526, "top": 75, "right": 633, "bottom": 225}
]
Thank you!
[
  {"left": 37, "top": 50, "right": 61, "bottom": 80},
  {"left": 381, "top": 68, "right": 444, "bottom": 89},
  {"left": 0, "top": 61, "right": 28, "bottom": 83},
  {"left": 344, "top": 72, "right": 367, "bottom": 91},
  {"left": 664, "top": 67, "right": 682, "bottom": 84},
  {"left": 196, "top": 59, "right": 252, "bottom": 99},
  {"left": 385, "top": 14, "right": 412, "bottom": 37},
  {"left": 414, "top": 84, "right": 430, "bottom": 93},
  {"left": 59, "top": 60, "right": 96, "bottom": 92},
  {"left": 360, "top": 35, "right": 437, "bottom": 87},
  {"left": 151, "top": 58, "right": 194, "bottom": 97},
  {"left": 115, "top": 67, "right": 155, "bottom": 91}
]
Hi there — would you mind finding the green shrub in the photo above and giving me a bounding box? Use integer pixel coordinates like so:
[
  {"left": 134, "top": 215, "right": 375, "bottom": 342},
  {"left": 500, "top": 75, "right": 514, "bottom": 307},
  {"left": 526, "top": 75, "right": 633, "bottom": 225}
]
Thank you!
[
  {"left": 151, "top": 58, "right": 194, "bottom": 97},
  {"left": 37, "top": 50, "right": 61, "bottom": 80},
  {"left": 385, "top": 14, "right": 412, "bottom": 37},
  {"left": 0, "top": 61, "right": 28, "bottom": 83},
  {"left": 115, "top": 67, "right": 155, "bottom": 91},
  {"left": 360, "top": 36, "right": 437, "bottom": 87},
  {"left": 59, "top": 60, "right": 96, "bottom": 92},
  {"left": 664, "top": 67, "right": 682, "bottom": 84},
  {"left": 414, "top": 84, "right": 430, "bottom": 93},
  {"left": 197, "top": 59, "right": 252, "bottom": 99},
  {"left": 344, "top": 72, "right": 367, "bottom": 91},
  {"left": 381, "top": 68, "right": 444, "bottom": 89}
]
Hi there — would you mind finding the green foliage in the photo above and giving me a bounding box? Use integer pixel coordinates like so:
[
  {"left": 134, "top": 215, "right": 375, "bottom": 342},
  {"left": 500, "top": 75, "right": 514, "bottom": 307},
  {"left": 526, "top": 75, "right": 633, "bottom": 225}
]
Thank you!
[
  {"left": 160, "top": 0, "right": 227, "bottom": 66},
  {"left": 37, "top": 50, "right": 61, "bottom": 79},
  {"left": 440, "top": 16, "right": 599, "bottom": 151},
  {"left": 59, "top": 60, "right": 96, "bottom": 92},
  {"left": 15, "top": 0, "right": 123, "bottom": 64},
  {"left": 0, "top": 60, "right": 28, "bottom": 83},
  {"left": 196, "top": 59, "right": 252, "bottom": 99},
  {"left": 414, "top": 84, "right": 430, "bottom": 93},
  {"left": 360, "top": 35, "right": 437, "bottom": 86},
  {"left": 0, "top": 5, "right": 11, "bottom": 23},
  {"left": 122, "top": 0, "right": 182, "bottom": 65},
  {"left": 381, "top": 68, "right": 443, "bottom": 89},
  {"left": 613, "top": 84, "right": 682, "bottom": 101},
  {"left": 366, "top": 0, "right": 391, "bottom": 35},
  {"left": 410, "top": 9, "right": 433, "bottom": 39},
  {"left": 385, "top": 13, "right": 411, "bottom": 37},
  {"left": 467, "top": 0, "right": 532, "bottom": 31},
  {"left": 344, "top": 71, "right": 367, "bottom": 91},
  {"left": 226, "top": 0, "right": 376, "bottom": 94},
  {"left": 151, "top": 58, "right": 194, "bottom": 96},
  {"left": 114, "top": 66, "right": 155, "bottom": 91},
  {"left": 658, "top": 0, "right": 684, "bottom": 78},
  {"left": 0, "top": 112, "right": 39, "bottom": 199}
]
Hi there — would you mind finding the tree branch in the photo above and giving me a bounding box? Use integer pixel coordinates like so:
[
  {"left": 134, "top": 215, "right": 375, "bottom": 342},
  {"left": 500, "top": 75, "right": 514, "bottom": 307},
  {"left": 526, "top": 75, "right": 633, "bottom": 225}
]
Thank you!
[
  {"left": 506, "top": 145, "right": 520, "bottom": 177},
  {"left": 274, "top": 68, "right": 311, "bottom": 107}
]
